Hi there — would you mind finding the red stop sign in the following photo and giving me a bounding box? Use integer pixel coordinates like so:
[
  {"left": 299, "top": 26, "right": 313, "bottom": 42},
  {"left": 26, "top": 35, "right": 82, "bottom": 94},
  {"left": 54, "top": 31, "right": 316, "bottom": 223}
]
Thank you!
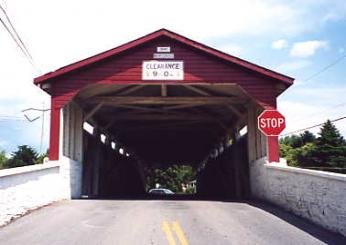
[{"left": 258, "top": 110, "right": 286, "bottom": 136}]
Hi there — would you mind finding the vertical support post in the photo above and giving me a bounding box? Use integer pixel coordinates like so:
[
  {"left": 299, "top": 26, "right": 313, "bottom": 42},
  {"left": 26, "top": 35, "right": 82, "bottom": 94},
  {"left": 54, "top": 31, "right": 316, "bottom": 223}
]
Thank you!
[
  {"left": 232, "top": 130, "right": 242, "bottom": 199},
  {"left": 49, "top": 97, "right": 60, "bottom": 160},
  {"left": 247, "top": 104, "right": 257, "bottom": 163},
  {"left": 92, "top": 128, "right": 101, "bottom": 196},
  {"left": 267, "top": 136, "right": 279, "bottom": 162},
  {"left": 248, "top": 102, "right": 279, "bottom": 163},
  {"left": 264, "top": 98, "right": 279, "bottom": 163}
]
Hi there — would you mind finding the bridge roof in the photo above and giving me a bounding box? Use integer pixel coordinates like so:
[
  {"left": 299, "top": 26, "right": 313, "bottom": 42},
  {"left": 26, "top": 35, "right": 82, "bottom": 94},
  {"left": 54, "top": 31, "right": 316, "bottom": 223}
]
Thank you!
[{"left": 33, "top": 29, "right": 294, "bottom": 85}]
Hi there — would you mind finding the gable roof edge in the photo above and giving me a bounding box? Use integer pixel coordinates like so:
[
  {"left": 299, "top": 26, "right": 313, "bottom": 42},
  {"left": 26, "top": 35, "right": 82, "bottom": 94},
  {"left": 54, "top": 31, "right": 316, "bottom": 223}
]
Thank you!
[{"left": 34, "top": 28, "right": 294, "bottom": 85}]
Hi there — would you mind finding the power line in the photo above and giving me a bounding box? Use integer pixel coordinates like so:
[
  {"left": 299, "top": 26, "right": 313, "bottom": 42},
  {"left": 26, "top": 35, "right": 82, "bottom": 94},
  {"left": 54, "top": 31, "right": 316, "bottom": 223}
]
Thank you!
[
  {"left": 302, "top": 53, "right": 346, "bottom": 83},
  {"left": 288, "top": 101, "right": 346, "bottom": 122},
  {"left": 0, "top": 4, "right": 32, "bottom": 60},
  {"left": 0, "top": 3, "right": 41, "bottom": 72},
  {"left": 281, "top": 116, "right": 346, "bottom": 137}
]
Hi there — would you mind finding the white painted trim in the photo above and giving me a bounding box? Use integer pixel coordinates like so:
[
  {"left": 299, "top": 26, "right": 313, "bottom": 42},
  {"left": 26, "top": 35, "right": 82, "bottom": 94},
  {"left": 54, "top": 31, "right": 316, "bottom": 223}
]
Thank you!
[
  {"left": 0, "top": 163, "right": 60, "bottom": 178},
  {"left": 59, "top": 108, "right": 64, "bottom": 158},
  {"left": 265, "top": 164, "right": 346, "bottom": 182}
]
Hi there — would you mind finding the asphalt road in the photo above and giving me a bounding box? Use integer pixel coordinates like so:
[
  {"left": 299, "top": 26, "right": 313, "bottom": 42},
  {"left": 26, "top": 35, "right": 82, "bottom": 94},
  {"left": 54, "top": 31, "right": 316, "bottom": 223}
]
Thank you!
[{"left": 0, "top": 199, "right": 345, "bottom": 245}]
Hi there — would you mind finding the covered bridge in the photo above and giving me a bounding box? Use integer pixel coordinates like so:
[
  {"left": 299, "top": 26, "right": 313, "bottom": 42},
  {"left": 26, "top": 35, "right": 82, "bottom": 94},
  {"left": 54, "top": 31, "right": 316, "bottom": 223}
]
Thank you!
[{"left": 34, "top": 29, "right": 294, "bottom": 198}]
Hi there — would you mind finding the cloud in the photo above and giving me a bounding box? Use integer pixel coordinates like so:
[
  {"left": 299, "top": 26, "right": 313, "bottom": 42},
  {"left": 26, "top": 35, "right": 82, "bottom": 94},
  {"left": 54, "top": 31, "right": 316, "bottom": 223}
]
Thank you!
[
  {"left": 321, "top": 1, "right": 346, "bottom": 23},
  {"left": 272, "top": 39, "right": 288, "bottom": 49},
  {"left": 290, "top": 40, "right": 328, "bottom": 58}
]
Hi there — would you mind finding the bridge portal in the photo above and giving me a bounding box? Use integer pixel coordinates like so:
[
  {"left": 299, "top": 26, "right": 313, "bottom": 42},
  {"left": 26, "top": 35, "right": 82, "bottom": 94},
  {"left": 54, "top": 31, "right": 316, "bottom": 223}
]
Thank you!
[{"left": 34, "top": 29, "right": 293, "bottom": 198}]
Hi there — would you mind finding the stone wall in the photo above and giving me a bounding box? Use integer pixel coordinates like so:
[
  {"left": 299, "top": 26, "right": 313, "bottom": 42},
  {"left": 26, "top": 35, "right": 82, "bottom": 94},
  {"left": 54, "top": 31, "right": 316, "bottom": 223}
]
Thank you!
[
  {"left": 250, "top": 157, "right": 346, "bottom": 237},
  {"left": 0, "top": 163, "right": 62, "bottom": 226},
  {"left": 0, "top": 160, "right": 80, "bottom": 226}
]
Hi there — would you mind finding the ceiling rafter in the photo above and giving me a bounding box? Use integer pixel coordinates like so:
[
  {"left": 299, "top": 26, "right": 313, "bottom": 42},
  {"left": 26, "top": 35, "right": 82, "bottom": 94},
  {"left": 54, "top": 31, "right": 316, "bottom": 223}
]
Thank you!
[
  {"left": 116, "top": 85, "right": 146, "bottom": 96},
  {"left": 183, "top": 85, "right": 211, "bottom": 96},
  {"left": 161, "top": 84, "right": 167, "bottom": 97},
  {"left": 84, "top": 102, "right": 104, "bottom": 121},
  {"left": 225, "top": 104, "right": 243, "bottom": 117},
  {"left": 88, "top": 96, "right": 247, "bottom": 105}
]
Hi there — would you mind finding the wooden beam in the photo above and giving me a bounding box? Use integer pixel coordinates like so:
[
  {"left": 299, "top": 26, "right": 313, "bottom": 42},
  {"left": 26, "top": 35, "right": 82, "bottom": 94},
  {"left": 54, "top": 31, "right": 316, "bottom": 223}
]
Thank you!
[
  {"left": 183, "top": 85, "right": 211, "bottom": 96},
  {"left": 189, "top": 107, "right": 229, "bottom": 131},
  {"left": 164, "top": 103, "right": 206, "bottom": 110},
  {"left": 112, "top": 105, "right": 197, "bottom": 117},
  {"left": 78, "top": 85, "right": 131, "bottom": 100},
  {"left": 225, "top": 104, "right": 243, "bottom": 117},
  {"left": 119, "top": 120, "right": 220, "bottom": 131},
  {"left": 89, "top": 96, "right": 246, "bottom": 105},
  {"left": 111, "top": 114, "right": 222, "bottom": 121},
  {"left": 116, "top": 85, "right": 146, "bottom": 96},
  {"left": 103, "top": 101, "right": 236, "bottom": 118},
  {"left": 84, "top": 102, "right": 104, "bottom": 121},
  {"left": 114, "top": 105, "right": 166, "bottom": 113},
  {"left": 161, "top": 84, "right": 167, "bottom": 97}
]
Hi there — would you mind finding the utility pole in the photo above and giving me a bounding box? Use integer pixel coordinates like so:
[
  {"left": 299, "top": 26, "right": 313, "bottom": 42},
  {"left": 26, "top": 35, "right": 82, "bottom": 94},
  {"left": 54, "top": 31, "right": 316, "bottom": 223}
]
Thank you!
[{"left": 22, "top": 106, "right": 50, "bottom": 154}]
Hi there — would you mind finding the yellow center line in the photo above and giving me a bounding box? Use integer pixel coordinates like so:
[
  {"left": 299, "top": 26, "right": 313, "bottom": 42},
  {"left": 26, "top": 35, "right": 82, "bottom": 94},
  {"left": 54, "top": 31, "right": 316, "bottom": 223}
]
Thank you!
[
  {"left": 162, "top": 220, "right": 177, "bottom": 245},
  {"left": 172, "top": 221, "right": 189, "bottom": 245}
]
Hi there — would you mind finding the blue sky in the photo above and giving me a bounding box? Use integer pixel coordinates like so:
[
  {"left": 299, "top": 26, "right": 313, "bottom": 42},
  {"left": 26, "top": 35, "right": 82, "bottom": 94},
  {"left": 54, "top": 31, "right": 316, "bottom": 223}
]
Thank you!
[{"left": 0, "top": 0, "right": 345, "bottom": 155}]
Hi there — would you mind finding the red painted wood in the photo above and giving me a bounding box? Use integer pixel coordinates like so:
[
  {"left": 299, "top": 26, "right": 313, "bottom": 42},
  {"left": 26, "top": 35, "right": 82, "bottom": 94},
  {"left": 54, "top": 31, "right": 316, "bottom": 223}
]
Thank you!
[
  {"left": 36, "top": 30, "right": 291, "bottom": 162},
  {"left": 262, "top": 101, "right": 280, "bottom": 162},
  {"left": 268, "top": 136, "right": 280, "bottom": 162},
  {"left": 34, "top": 29, "right": 294, "bottom": 85},
  {"left": 49, "top": 97, "right": 60, "bottom": 160},
  {"left": 47, "top": 38, "right": 280, "bottom": 109}
]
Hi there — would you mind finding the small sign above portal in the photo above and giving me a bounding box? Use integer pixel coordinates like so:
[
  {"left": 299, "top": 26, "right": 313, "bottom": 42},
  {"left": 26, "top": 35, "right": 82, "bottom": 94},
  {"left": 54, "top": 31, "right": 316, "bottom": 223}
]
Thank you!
[
  {"left": 153, "top": 53, "right": 175, "bottom": 59},
  {"left": 157, "top": 47, "right": 171, "bottom": 53}
]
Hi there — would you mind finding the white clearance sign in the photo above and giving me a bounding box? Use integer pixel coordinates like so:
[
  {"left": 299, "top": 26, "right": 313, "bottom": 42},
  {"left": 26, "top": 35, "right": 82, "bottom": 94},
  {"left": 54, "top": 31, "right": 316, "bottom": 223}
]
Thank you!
[{"left": 142, "top": 61, "right": 184, "bottom": 80}]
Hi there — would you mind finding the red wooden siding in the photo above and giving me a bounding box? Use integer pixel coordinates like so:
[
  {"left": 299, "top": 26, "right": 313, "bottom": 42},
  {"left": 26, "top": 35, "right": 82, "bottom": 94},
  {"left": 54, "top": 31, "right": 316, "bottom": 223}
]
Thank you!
[
  {"left": 51, "top": 37, "right": 278, "bottom": 109},
  {"left": 49, "top": 96, "right": 60, "bottom": 160},
  {"left": 39, "top": 30, "right": 293, "bottom": 162}
]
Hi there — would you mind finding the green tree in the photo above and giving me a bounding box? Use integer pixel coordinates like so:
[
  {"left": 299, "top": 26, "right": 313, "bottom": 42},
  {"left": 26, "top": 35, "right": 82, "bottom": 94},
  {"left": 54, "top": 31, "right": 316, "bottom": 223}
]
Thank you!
[
  {"left": 5, "top": 145, "right": 38, "bottom": 168},
  {"left": 317, "top": 120, "right": 346, "bottom": 147},
  {"left": 147, "top": 165, "right": 196, "bottom": 193},
  {"left": 35, "top": 149, "right": 49, "bottom": 164},
  {"left": 279, "top": 135, "right": 303, "bottom": 148},
  {"left": 0, "top": 149, "right": 7, "bottom": 169},
  {"left": 290, "top": 143, "right": 319, "bottom": 167},
  {"left": 311, "top": 121, "right": 346, "bottom": 168},
  {"left": 280, "top": 121, "right": 346, "bottom": 169},
  {"left": 300, "top": 130, "right": 316, "bottom": 145}
]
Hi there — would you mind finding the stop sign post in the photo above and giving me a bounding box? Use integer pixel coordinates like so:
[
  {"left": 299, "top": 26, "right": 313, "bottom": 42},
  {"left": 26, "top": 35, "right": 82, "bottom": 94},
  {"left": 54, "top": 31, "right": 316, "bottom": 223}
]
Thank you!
[{"left": 258, "top": 110, "right": 286, "bottom": 136}]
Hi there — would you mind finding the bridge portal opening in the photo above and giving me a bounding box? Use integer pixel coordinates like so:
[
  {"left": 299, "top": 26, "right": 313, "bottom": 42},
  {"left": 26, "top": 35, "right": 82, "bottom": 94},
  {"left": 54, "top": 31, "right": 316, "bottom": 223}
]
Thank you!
[{"left": 71, "top": 83, "right": 252, "bottom": 199}]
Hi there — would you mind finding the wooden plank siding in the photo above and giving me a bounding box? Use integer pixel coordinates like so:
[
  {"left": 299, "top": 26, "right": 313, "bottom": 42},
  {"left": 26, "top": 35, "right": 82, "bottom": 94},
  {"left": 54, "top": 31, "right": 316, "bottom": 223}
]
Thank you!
[
  {"left": 247, "top": 103, "right": 269, "bottom": 162},
  {"left": 42, "top": 30, "right": 291, "bottom": 162},
  {"left": 50, "top": 38, "right": 278, "bottom": 109},
  {"left": 61, "top": 102, "right": 84, "bottom": 162}
]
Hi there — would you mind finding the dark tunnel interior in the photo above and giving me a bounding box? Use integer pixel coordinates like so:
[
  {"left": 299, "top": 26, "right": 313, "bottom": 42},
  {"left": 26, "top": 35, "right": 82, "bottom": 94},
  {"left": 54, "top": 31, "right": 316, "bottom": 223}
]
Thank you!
[{"left": 78, "top": 84, "right": 252, "bottom": 200}]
